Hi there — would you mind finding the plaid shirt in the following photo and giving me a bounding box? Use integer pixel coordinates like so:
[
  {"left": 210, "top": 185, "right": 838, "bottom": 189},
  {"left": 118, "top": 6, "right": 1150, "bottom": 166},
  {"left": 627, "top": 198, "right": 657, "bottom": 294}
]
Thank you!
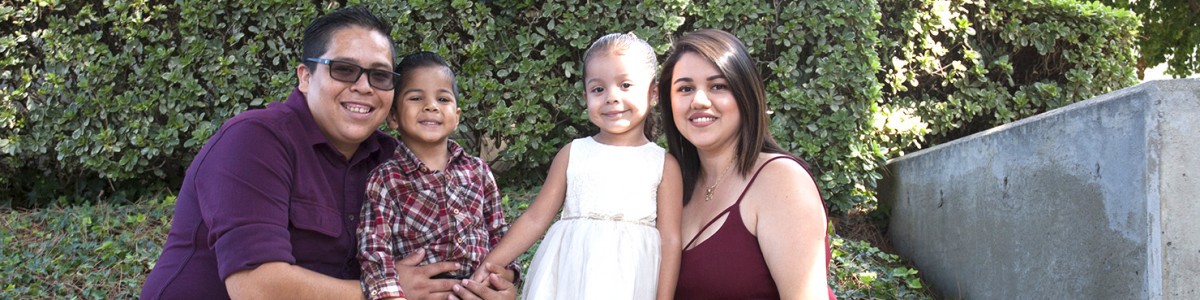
[{"left": 358, "top": 139, "right": 510, "bottom": 300}]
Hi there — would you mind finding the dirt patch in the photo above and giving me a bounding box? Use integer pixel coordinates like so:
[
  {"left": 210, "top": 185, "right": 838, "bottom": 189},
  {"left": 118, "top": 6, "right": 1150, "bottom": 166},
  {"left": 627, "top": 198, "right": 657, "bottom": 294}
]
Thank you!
[{"left": 831, "top": 207, "right": 895, "bottom": 254}]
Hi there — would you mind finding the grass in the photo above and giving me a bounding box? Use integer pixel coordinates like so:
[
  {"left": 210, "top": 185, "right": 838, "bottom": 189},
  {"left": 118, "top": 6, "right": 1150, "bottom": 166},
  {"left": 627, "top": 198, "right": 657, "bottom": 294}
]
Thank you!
[{"left": 1, "top": 193, "right": 931, "bottom": 299}]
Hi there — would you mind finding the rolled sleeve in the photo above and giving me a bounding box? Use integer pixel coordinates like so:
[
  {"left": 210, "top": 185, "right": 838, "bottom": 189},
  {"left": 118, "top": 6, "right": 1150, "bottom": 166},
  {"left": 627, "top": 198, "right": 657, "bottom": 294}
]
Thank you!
[
  {"left": 214, "top": 224, "right": 294, "bottom": 278},
  {"left": 481, "top": 165, "right": 507, "bottom": 246},
  {"left": 195, "top": 120, "right": 296, "bottom": 280},
  {"left": 364, "top": 267, "right": 404, "bottom": 300},
  {"left": 359, "top": 165, "right": 407, "bottom": 300},
  {"left": 481, "top": 165, "right": 521, "bottom": 285}
]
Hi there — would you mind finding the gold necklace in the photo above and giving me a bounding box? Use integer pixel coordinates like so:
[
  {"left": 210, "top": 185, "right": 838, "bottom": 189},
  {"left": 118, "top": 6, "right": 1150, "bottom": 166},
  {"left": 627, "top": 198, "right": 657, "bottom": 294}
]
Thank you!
[{"left": 704, "top": 162, "right": 736, "bottom": 202}]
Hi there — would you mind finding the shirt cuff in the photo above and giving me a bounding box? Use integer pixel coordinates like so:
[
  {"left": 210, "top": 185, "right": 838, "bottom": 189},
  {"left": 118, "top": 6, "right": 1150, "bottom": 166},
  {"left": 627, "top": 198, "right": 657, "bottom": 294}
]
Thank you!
[
  {"left": 213, "top": 223, "right": 293, "bottom": 280},
  {"left": 506, "top": 262, "right": 523, "bottom": 287},
  {"left": 365, "top": 277, "right": 405, "bottom": 300}
]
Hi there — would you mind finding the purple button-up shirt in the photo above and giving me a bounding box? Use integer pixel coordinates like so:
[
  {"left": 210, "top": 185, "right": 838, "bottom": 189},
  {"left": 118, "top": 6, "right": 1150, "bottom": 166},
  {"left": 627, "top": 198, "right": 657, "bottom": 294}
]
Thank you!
[{"left": 141, "top": 88, "right": 397, "bottom": 299}]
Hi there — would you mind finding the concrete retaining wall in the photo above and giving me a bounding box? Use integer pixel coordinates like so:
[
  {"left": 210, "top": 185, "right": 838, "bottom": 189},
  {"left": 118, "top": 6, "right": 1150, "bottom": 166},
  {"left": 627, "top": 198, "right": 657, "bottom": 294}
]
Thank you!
[{"left": 878, "top": 79, "right": 1199, "bottom": 299}]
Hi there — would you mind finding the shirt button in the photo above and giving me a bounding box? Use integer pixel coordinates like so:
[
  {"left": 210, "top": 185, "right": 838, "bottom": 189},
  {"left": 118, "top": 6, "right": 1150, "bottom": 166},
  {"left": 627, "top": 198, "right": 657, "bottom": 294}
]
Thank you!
[
  {"left": 419, "top": 166, "right": 429, "bottom": 173},
  {"left": 453, "top": 208, "right": 460, "bottom": 215}
]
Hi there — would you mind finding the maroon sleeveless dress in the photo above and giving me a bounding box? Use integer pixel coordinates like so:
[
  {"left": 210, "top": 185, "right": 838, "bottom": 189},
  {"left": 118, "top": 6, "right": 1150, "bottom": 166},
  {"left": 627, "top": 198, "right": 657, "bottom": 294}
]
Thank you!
[{"left": 674, "top": 156, "right": 835, "bottom": 299}]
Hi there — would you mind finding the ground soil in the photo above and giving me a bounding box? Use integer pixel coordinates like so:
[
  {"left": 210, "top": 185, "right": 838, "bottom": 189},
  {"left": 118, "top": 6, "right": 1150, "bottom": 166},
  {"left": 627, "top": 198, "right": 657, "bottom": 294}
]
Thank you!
[{"left": 831, "top": 208, "right": 895, "bottom": 254}]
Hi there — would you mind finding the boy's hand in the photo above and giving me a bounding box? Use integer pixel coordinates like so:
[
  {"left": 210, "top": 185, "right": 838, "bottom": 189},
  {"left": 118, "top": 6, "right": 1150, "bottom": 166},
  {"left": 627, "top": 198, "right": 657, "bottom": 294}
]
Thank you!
[
  {"left": 394, "top": 249, "right": 460, "bottom": 300},
  {"left": 449, "top": 273, "right": 517, "bottom": 300},
  {"left": 467, "top": 262, "right": 513, "bottom": 289},
  {"left": 482, "top": 262, "right": 516, "bottom": 285}
]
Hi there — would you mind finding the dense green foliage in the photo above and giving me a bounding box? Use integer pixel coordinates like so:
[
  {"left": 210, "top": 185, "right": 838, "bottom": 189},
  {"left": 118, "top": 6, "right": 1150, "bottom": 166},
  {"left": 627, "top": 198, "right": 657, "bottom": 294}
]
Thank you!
[
  {"left": 1098, "top": 0, "right": 1200, "bottom": 78},
  {"left": 0, "top": 1, "right": 1137, "bottom": 297},
  {"left": 831, "top": 238, "right": 929, "bottom": 299},
  {"left": 1, "top": 196, "right": 173, "bottom": 298},
  {"left": 875, "top": 0, "right": 1139, "bottom": 150},
  {"left": 1, "top": 0, "right": 1137, "bottom": 214},
  {"left": 1, "top": 0, "right": 316, "bottom": 206},
  {"left": 0, "top": 192, "right": 929, "bottom": 299}
]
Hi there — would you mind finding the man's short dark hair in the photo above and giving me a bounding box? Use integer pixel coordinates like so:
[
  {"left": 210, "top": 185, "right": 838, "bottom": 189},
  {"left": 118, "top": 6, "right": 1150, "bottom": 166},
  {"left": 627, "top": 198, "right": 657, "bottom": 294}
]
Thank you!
[{"left": 301, "top": 6, "right": 395, "bottom": 69}]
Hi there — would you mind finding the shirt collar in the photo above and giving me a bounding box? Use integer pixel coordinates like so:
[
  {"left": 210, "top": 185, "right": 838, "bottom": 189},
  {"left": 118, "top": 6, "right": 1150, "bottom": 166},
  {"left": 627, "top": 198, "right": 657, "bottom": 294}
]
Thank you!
[
  {"left": 283, "top": 88, "right": 331, "bottom": 147},
  {"left": 284, "top": 87, "right": 397, "bottom": 165},
  {"left": 350, "top": 131, "right": 386, "bottom": 166},
  {"left": 394, "top": 139, "right": 468, "bottom": 175}
]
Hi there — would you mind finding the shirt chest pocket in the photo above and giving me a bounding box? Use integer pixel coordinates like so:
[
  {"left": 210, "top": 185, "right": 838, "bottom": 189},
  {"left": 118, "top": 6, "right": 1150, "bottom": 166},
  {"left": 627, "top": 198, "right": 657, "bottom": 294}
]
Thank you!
[
  {"left": 290, "top": 201, "right": 342, "bottom": 238},
  {"left": 395, "top": 188, "right": 484, "bottom": 241},
  {"left": 445, "top": 183, "right": 485, "bottom": 226},
  {"left": 449, "top": 203, "right": 482, "bottom": 228}
]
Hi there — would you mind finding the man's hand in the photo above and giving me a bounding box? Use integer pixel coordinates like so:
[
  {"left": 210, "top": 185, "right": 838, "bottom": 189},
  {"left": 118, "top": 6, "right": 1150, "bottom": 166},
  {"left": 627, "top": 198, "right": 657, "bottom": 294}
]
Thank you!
[
  {"left": 449, "top": 263, "right": 517, "bottom": 300},
  {"left": 393, "top": 249, "right": 460, "bottom": 300}
]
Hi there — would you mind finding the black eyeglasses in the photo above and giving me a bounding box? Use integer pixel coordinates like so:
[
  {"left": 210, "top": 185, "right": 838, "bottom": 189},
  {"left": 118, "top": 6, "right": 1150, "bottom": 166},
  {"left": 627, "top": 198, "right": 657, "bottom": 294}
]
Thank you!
[{"left": 305, "top": 58, "right": 399, "bottom": 91}]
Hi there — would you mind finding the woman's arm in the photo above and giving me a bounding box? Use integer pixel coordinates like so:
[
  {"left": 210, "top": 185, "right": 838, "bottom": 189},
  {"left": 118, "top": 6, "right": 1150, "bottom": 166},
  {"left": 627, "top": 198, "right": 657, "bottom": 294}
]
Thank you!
[
  {"left": 471, "top": 144, "right": 572, "bottom": 281},
  {"left": 752, "top": 156, "right": 830, "bottom": 299},
  {"left": 655, "top": 154, "right": 684, "bottom": 300}
]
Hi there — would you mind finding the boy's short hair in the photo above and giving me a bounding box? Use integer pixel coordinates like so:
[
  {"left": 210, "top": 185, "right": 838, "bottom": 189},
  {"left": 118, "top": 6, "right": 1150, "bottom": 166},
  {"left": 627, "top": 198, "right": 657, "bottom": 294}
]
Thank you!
[{"left": 394, "top": 51, "right": 460, "bottom": 100}]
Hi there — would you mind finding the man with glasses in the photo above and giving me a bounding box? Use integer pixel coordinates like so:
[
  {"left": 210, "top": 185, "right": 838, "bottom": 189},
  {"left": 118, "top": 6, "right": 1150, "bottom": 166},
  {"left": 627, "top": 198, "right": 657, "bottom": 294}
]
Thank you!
[{"left": 142, "top": 6, "right": 515, "bottom": 300}]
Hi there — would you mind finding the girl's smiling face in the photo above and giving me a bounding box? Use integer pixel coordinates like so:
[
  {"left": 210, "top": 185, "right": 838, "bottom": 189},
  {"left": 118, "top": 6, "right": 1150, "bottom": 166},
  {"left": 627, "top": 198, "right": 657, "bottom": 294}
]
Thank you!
[{"left": 584, "top": 52, "right": 657, "bottom": 143}]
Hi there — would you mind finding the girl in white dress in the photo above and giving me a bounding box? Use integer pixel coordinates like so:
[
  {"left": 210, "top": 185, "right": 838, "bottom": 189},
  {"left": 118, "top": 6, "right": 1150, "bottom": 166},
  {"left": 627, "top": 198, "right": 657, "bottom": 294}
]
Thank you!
[{"left": 470, "top": 32, "right": 682, "bottom": 300}]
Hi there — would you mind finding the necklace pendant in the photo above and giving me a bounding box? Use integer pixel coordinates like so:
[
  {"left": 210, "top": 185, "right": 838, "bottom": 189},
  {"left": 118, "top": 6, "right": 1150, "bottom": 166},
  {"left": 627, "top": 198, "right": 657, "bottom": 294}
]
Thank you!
[{"left": 705, "top": 186, "right": 714, "bottom": 202}]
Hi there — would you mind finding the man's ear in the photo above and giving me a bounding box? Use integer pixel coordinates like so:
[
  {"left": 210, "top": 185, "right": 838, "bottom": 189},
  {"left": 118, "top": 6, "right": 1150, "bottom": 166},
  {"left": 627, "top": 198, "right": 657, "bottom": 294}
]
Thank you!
[{"left": 297, "top": 64, "right": 312, "bottom": 94}]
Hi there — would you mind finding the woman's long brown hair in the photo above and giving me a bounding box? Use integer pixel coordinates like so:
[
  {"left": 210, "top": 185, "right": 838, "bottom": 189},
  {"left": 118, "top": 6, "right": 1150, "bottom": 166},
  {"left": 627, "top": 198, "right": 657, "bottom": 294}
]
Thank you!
[{"left": 657, "top": 29, "right": 811, "bottom": 205}]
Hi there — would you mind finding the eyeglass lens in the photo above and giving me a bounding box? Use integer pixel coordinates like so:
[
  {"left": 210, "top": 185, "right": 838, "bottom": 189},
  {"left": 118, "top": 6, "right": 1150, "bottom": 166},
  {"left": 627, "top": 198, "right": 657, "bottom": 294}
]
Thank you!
[{"left": 326, "top": 60, "right": 395, "bottom": 90}]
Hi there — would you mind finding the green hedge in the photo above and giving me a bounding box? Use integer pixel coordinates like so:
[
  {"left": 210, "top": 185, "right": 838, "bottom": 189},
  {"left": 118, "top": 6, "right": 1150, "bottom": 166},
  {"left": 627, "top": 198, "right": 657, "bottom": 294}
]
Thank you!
[
  {"left": 1, "top": 0, "right": 316, "bottom": 205},
  {"left": 1, "top": 0, "right": 1137, "bottom": 215},
  {"left": 875, "top": 0, "right": 1139, "bottom": 152}
]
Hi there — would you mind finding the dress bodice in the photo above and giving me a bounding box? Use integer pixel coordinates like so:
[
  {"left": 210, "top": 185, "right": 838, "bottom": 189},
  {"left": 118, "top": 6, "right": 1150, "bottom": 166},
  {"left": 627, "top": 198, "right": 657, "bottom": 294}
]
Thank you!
[
  {"left": 519, "top": 137, "right": 667, "bottom": 299},
  {"left": 562, "top": 137, "right": 664, "bottom": 226}
]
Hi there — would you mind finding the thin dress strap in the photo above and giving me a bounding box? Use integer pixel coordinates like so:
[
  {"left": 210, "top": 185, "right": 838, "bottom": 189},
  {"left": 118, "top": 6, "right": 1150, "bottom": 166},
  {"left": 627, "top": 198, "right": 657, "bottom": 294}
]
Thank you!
[{"left": 683, "top": 156, "right": 796, "bottom": 250}]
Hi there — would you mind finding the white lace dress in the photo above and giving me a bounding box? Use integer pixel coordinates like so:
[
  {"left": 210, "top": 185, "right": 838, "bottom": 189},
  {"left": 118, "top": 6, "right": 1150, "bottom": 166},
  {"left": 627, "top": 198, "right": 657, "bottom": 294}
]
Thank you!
[{"left": 521, "top": 137, "right": 665, "bottom": 300}]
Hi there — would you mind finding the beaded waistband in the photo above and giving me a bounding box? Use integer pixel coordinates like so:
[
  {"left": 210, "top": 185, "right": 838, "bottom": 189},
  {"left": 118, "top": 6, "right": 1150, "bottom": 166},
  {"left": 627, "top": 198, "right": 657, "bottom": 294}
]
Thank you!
[{"left": 561, "top": 212, "right": 656, "bottom": 227}]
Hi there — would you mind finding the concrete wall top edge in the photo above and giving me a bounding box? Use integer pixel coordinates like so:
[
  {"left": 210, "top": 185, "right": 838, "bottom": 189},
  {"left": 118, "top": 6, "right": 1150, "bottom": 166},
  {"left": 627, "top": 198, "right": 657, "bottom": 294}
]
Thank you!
[{"left": 889, "top": 79, "right": 1199, "bottom": 164}]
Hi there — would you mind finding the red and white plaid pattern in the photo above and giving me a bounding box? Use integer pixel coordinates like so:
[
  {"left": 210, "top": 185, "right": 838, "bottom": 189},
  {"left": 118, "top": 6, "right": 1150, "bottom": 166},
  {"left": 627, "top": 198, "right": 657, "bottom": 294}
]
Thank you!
[{"left": 358, "top": 140, "right": 509, "bottom": 300}]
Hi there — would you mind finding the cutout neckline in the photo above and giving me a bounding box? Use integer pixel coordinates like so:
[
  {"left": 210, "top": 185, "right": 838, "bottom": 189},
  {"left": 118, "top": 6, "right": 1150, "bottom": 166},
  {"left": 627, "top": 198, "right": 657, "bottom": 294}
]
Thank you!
[{"left": 682, "top": 156, "right": 796, "bottom": 250}]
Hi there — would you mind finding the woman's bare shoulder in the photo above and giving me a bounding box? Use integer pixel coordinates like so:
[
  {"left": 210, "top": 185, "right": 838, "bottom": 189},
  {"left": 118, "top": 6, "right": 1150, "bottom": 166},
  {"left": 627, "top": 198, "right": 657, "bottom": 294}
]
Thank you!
[{"left": 749, "top": 153, "right": 822, "bottom": 211}]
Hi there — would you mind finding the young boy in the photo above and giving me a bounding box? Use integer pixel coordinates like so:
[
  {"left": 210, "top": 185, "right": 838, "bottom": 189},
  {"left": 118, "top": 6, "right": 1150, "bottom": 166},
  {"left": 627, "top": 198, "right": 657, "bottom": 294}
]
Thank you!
[{"left": 357, "top": 51, "right": 517, "bottom": 300}]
